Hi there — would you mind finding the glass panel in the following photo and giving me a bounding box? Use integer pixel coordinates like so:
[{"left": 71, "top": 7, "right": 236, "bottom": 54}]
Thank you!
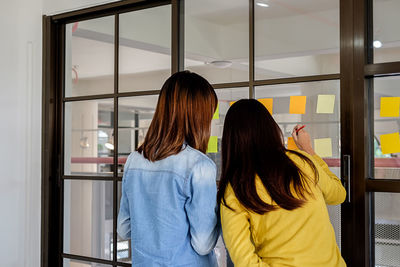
[
  {"left": 117, "top": 182, "right": 132, "bottom": 264},
  {"left": 255, "top": 0, "right": 339, "bottom": 79},
  {"left": 65, "top": 16, "right": 114, "bottom": 97},
  {"left": 374, "top": 76, "right": 400, "bottom": 179},
  {"left": 63, "top": 180, "right": 113, "bottom": 260},
  {"left": 118, "top": 95, "right": 159, "bottom": 173},
  {"left": 65, "top": 99, "right": 114, "bottom": 176},
  {"left": 375, "top": 192, "right": 400, "bottom": 267},
  {"left": 185, "top": 0, "right": 249, "bottom": 84},
  {"left": 255, "top": 80, "right": 341, "bottom": 249},
  {"left": 209, "top": 88, "right": 250, "bottom": 179},
  {"left": 119, "top": 5, "right": 171, "bottom": 92},
  {"left": 63, "top": 258, "right": 111, "bottom": 267},
  {"left": 373, "top": 0, "right": 400, "bottom": 63}
]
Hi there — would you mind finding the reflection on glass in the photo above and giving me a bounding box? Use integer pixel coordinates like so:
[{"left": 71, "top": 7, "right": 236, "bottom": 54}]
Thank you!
[
  {"left": 255, "top": 0, "right": 339, "bottom": 79},
  {"left": 117, "top": 182, "right": 132, "bottom": 264},
  {"left": 185, "top": 0, "right": 249, "bottom": 84},
  {"left": 373, "top": 0, "right": 400, "bottom": 63},
  {"left": 64, "top": 180, "right": 113, "bottom": 260},
  {"left": 375, "top": 192, "right": 400, "bottom": 267},
  {"left": 65, "top": 16, "right": 115, "bottom": 97},
  {"left": 374, "top": 76, "right": 400, "bottom": 179},
  {"left": 64, "top": 99, "right": 114, "bottom": 176},
  {"left": 118, "top": 95, "right": 159, "bottom": 173},
  {"left": 119, "top": 5, "right": 171, "bottom": 92},
  {"left": 63, "top": 258, "right": 111, "bottom": 267}
]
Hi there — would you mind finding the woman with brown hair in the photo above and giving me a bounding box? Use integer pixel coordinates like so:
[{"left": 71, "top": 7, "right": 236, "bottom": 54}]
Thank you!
[
  {"left": 219, "top": 99, "right": 346, "bottom": 266},
  {"left": 118, "top": 71, "right": 220, "bottom": 266}
]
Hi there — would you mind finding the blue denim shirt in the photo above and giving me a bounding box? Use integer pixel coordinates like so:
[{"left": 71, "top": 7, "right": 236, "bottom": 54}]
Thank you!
[{"left": 117, "top": 144, "right": 219, "bottom": 266}]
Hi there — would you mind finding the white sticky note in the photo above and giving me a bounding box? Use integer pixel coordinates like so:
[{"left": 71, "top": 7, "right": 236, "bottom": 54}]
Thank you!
[
  {"left": 316, "top": 95, "right": 335, "bottom": 114},
  {"left": 314, "top": 138, "right": 333, "bottom": 158}
]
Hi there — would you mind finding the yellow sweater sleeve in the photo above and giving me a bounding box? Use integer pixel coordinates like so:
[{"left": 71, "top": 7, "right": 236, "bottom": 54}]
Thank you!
[
  {"left": 220, "top": 186, "right": 270, "bottom": 267},
  {"left": 311, "top": 154, "right": 347, "bottom": 205}
]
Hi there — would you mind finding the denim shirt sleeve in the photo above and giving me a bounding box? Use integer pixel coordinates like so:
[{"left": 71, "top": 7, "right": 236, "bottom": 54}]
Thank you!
[
  {"left": 185, "top": 158, "right": 219, "bottom": 256},
  {"left": 117, "top": 155, "right": 132, "bottom": 240}
]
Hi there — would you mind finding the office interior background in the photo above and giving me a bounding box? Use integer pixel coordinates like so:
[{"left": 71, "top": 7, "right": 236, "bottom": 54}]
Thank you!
[{"left": 1, "top": 0, "right": 400, "bottom": 266}]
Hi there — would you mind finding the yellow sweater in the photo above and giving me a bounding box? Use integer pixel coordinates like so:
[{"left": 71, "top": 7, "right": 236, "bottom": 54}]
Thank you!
[{"left": 220, "top": 151, "right": 347, "bottom": 267}]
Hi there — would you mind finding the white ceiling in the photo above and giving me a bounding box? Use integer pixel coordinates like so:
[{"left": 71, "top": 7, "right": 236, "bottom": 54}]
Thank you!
[
  {"left": 68, "top": 0, "right": 399, "bottom": 79},
  {"left": 186, "top": 0, "right": 338, "bottom": 25}
]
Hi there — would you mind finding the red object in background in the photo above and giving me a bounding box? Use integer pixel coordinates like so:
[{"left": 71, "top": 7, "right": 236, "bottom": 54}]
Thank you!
[{"left": 72, "top": 22, "right": 79, "bottom": 33}]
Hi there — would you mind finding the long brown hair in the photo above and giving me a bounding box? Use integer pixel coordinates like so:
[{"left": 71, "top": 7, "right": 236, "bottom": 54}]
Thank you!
[
  {"left": 137, "top": 71, "right": 217, "bottom": 161},
  {"left": 217, "top": 99, "right": 318, "bottom": 214}
]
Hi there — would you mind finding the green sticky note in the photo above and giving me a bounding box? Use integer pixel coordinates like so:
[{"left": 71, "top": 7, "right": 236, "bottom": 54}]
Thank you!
[
  {"left": 380, "top": 97, "right": 400, "bottom": 117},
  {"left": 380, "top": 132, "right": 400, "bottom": 154},
  {"left": 316, "top": 95, "right": 335, "bottom": 114},
  {"left": 207, "top": 136, "right": 218, "bottom": 153},
  {"left": 314, "top": 138, "right": 333, "bottom": 158},
  {"left": 213, "top": 103, "right": 219, "bottom": 120}
]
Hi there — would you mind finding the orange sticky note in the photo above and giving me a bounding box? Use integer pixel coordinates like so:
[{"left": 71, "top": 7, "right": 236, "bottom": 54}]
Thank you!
[
  {"left": 258, "top": 98, "right": 273, "bottom": 114},
  {"left": 287, "top": 137, "right": 298, "bottom": 150},
  {"left": 289, "top": 96, "right": 307, "bottom": 114},
  {"left": 380, "top": 132, "right": 400, "bottom": 154},
  {"left": 380, "top": 97, "right": 400, "bottom": 117},
  {"left": 229, "top": 101, "right": 236, "bottom": 106}
]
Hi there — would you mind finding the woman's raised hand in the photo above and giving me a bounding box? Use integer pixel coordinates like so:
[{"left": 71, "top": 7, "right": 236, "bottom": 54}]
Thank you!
[{"left": 291, "top": 125, "right": 316, "bottom": 155}]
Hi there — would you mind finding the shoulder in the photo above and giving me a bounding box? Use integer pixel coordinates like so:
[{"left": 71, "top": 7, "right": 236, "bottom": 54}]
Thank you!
[
  {"left": 124, "top": 151, "right": 144, "bottom": 169},
  {"left": 286, "top": 150, "right": 316, "bottom": 167},
  {"left": 183, "top": 145, "right": 217, "bottom": 170},
  {"left": 221, "top": 183, "right": 245, "bottom": 211},
  {"left": 286, "top": 150, "right": 319, "bottom": 182}
]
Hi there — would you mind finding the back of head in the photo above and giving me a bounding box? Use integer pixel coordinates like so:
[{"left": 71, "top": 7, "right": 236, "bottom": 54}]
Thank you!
[
  {"left": 138, "top": 71, "right": 217, "bottom": 161},
  {"left": 218, "top": 99, "right": 317, "bottom": 214}
]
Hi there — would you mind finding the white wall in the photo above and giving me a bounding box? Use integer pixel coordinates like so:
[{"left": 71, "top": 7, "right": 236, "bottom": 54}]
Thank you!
[
  {"left": 0, "top": 0, "right": 118, "bottom": 266},
  {"left": 0, "top": 0, "right": 42, "bottom": 266}
]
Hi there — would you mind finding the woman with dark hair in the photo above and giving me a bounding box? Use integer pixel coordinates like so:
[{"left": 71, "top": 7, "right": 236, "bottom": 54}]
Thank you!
[
  {"left": 219, "top": 99, "right": 346, "bottom": 267},
  {"left": 118, "top": 71, "right": 220, "bottom": 266}
]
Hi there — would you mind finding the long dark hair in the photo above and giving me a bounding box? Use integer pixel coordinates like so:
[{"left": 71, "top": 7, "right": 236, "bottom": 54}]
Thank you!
[
  {"left": 138, "top": 71, "right": 217, "bottom": 161},
  {"left": 218, "top": 99, "right": 318, "bottom": 214}
]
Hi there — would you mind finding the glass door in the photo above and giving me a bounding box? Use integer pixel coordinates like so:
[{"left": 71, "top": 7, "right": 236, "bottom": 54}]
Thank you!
[
  {"left": 43, "top": 0, "right": 386, "bottom": 266},
  {"left": 367, "top": 1, "right": 400, "bottom": 266}
]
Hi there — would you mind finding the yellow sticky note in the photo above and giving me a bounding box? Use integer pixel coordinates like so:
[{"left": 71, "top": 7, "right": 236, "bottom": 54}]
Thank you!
[
  {"left": 314, "top": 138, "right": 333, "bottom": 158},
  {"left": 316, "top": 95, "right": 335, "bottom": 114},
  {"left": 229, "top": 101, "right": 236, "bottom": 106},
  {"left": 287, "top": 137, "right": 298, "bottom": 150},
  {"left": 289, "top": 96, "right": 307, "bottom": 114},
  {"left": 380, "top": 97, "right": 400, "bottom": 117},
  {"left": 207, "top": 136, "right": 218, "bottom": 153},
  {"left": 212, "top": 103, "right": 219, "bottom": 120},
  {"left": 258, "top": 98, "right": 273, "bottom": 114},
  {"left": 380, "top": 132, "right": 400, "bottom": 154}
]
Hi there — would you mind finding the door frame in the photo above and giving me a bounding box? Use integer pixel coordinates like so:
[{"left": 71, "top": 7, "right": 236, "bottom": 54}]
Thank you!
[{"left": 41, "top": 0, "right": 400, "bottom": 266}]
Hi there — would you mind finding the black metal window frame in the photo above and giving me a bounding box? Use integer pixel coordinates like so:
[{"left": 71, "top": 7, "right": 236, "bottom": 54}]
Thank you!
[{"left": 42, "top": 0, "right": 400, "bottom": 266}]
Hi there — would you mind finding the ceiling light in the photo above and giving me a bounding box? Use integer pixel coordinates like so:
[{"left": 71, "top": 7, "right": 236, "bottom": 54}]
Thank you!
[
  {"left": 79, "top": 137, "right": 89, "bottom": 149},
  {"left": 208, "top": 60, "right": 233, "bottom": 69},
  {"left": 105, "top": 132, "right": 114, "bottom": 150},
  {"left": 257, "top": 2, "right": 269, "bottom": 7},
  {"left": 373, "top": 40, "right": 382, "bottom": 48},
  {"left": 105, "top": 142, "right": 114, "bottom": 150}
]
